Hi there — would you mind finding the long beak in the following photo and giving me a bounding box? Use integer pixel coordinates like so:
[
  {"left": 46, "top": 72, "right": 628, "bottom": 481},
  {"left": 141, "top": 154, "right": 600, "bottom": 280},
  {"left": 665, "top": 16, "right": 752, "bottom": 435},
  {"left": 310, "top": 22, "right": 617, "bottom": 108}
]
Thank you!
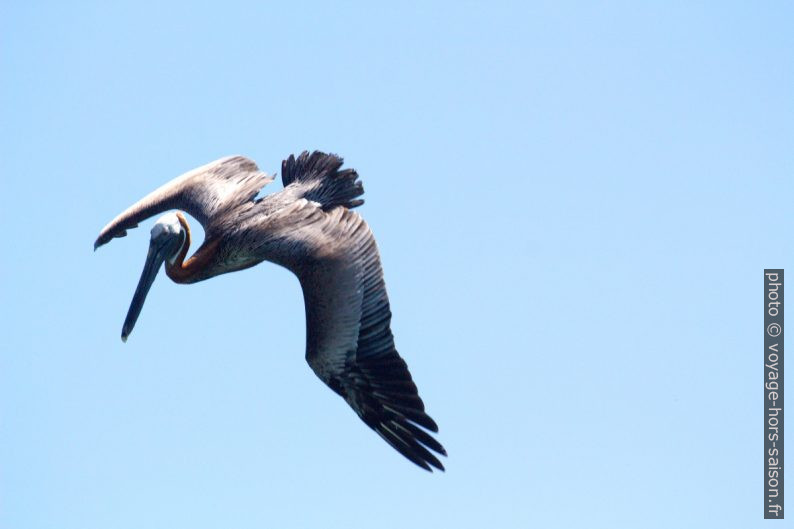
[{"left": 121, "top": 240, "right": 171, "bottom": 342}]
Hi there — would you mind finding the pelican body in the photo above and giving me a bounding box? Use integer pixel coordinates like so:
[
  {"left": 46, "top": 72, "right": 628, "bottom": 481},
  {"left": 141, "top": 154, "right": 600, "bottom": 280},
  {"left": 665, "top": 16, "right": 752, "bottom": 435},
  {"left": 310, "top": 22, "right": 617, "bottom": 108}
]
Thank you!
[{"left": 95, "top": 152, "right": 446, "bottom": 471}]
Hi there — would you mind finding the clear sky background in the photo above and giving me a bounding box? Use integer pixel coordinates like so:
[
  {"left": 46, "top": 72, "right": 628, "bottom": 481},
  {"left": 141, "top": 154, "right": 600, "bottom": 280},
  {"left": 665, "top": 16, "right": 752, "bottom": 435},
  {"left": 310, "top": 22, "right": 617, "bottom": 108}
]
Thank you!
[{"left": 1, "top": 2, "right": 792, "bottom": 528}]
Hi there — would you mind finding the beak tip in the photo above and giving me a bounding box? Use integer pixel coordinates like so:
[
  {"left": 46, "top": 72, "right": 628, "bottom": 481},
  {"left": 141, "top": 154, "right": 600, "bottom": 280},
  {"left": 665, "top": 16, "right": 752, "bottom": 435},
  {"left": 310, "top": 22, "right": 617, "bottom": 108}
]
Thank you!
[{"left": 121, "top": 333, "right": 128, "bottom": 343}]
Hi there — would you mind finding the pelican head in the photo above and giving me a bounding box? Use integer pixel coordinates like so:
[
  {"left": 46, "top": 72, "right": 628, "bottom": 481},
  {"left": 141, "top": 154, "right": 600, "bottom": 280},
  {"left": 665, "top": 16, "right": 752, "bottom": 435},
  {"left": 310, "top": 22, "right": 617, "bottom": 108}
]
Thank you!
[{"left": 121, "top": 212, "right": 187, "bottom": 342}]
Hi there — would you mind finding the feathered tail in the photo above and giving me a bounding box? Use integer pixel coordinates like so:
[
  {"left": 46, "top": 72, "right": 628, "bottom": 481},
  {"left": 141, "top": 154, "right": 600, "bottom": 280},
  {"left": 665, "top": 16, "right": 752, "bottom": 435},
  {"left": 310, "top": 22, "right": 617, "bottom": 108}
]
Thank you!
[{"left": 281, "top": 151, "right": 364, "bottom": 210}]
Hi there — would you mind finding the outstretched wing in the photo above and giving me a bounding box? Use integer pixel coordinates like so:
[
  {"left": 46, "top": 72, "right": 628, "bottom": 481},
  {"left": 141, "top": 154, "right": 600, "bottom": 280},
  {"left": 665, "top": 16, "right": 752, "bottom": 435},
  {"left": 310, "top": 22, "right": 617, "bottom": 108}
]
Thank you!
[
  {"left": 290, "top": 204, "right": 446, "bottom": 471},
  {"left": 94, "top": 156, "right": 272, "bottom": 249}
]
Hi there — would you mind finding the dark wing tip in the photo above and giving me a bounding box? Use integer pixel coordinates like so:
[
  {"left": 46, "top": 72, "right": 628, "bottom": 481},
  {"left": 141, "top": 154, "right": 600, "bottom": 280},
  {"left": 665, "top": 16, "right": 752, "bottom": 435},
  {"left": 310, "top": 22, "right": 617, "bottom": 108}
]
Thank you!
[
  {"left": 374, "top": 417, "right": 447, "bottom": 472},
  {"left": 344, "top": 353, "right": 446, "bottom": 471},
  {"left": 353, "top": 382, "right": 446, "bottom": 470},
  {"left": 94, "top": 228, "right": 130, "bottom": 250},
  {"left": 94, "top": 234, "right": 108, "bottom": 250}
]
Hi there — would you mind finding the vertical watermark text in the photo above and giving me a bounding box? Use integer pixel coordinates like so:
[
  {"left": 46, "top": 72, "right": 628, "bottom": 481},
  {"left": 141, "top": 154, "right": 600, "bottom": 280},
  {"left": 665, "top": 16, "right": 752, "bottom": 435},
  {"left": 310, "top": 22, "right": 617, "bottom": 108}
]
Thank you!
[{"left": 765, "top": 269, "right": 784, "bottom": 519}]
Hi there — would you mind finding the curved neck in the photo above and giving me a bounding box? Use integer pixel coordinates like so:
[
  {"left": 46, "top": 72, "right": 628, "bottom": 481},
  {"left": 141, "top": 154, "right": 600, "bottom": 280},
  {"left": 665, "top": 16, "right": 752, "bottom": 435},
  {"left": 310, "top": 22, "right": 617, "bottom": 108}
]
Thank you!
[{"left": 165, "top": 212, "right": 219, "bottom": 284}]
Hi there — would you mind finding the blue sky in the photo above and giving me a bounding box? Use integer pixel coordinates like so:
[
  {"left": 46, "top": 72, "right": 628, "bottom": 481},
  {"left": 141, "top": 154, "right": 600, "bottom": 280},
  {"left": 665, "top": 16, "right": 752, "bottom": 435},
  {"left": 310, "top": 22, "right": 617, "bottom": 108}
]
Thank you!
[{"left": 1, "top": 2, "right": 792, "bottom": 528}]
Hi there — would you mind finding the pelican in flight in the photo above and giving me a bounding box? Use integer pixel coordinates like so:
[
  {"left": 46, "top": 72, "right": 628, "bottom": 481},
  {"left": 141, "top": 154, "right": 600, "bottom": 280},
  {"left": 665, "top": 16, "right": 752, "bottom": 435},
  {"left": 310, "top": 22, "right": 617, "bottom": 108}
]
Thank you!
[{"left": 94, "top": 152, "right": 445, "bottom": 471}]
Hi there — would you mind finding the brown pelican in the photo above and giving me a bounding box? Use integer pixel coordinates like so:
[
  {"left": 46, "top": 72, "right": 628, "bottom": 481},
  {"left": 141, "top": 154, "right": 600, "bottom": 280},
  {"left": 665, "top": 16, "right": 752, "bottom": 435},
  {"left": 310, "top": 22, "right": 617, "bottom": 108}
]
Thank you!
[{"left": 94, "top": 152, "right": 446, "bottom": 471}]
